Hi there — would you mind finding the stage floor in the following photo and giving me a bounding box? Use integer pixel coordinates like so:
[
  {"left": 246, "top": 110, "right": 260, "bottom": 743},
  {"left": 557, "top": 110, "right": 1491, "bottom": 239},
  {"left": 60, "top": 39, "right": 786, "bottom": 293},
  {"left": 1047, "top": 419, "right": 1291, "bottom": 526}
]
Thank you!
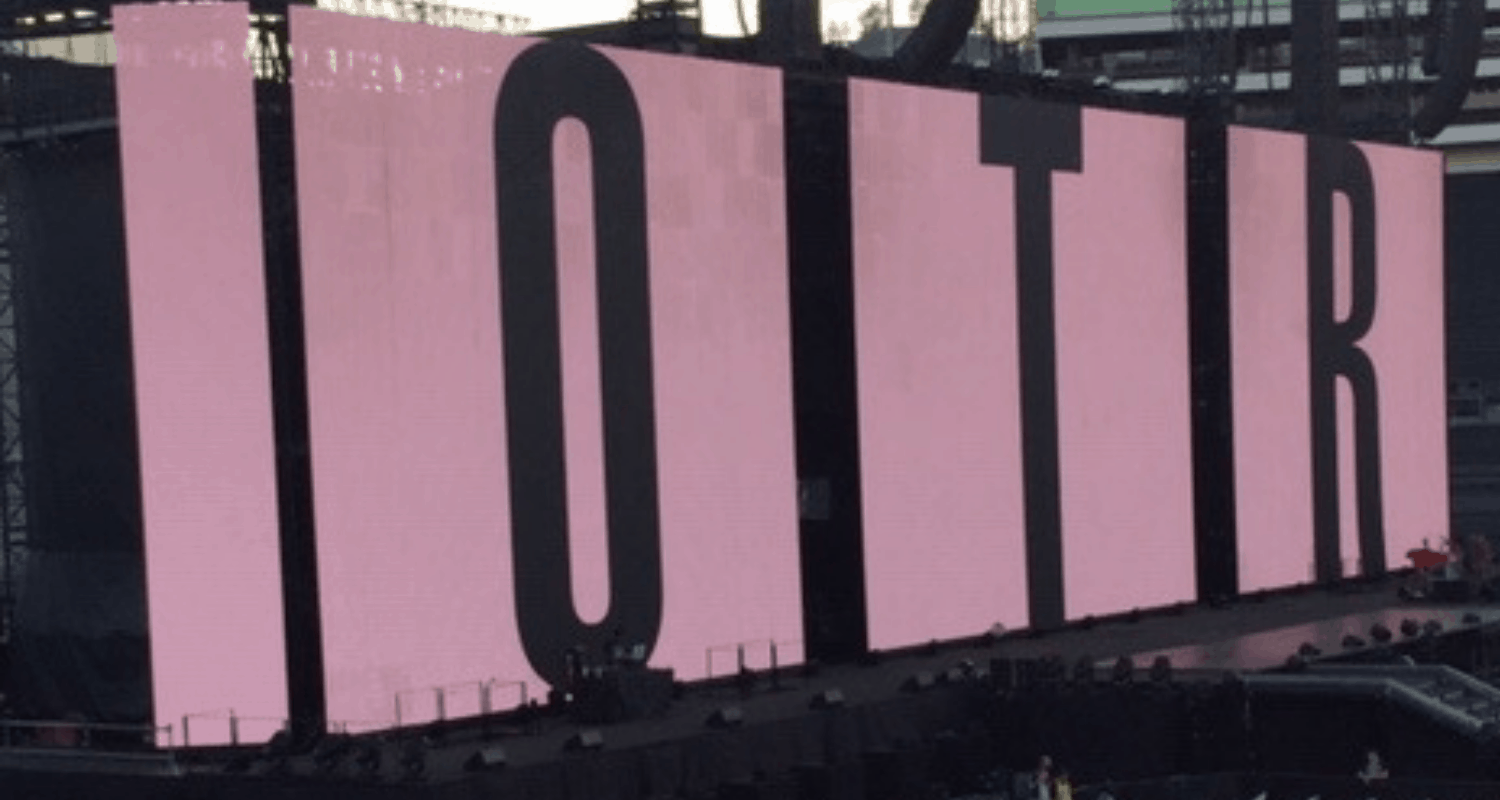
[{"left": 1108, "top": 605, "right": 1500, "bottom": 671}]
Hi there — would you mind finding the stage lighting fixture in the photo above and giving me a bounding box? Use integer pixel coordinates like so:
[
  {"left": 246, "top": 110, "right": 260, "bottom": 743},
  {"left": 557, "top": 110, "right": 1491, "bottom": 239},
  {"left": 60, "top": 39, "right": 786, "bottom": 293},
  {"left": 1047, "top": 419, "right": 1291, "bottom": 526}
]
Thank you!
[
  {"left": 1400, "top": 619, "right": 1421, "bottom": 638},
  {"left": 1297, "top": 643, "right": 1322, "bottom": 658},
  {"left": 1370, "top": 624, "right": 1393, "bottom": 643},
  {"left": 1149, "top": 656, "right": 1172, "bottom": 684},
  {"left": 1423, "top": 620, "right": 1444, "bottom": 636},
  {"left": 1465, "top": 612, "right": 1482, "bottom": 625},
  {"left": 1112, "top": 656, "right": 1134, "bottom": 684},
  {"left": 1284, "top": 654, "right": 1308, "bottom": 671},
  {"left": 706, "top": 706, "right": 745, "bottom": 729},
  {"left": 1342, "top": 635, "right": 1366, "bottom": 649},
  {"left": 809, "top": 689, "right": 846, "bottom": 710},
  {"left": 902, "top": 671, "right": 937, "bottom": 693},
  {"left": 565, "top": 729, "right": 605, "bottom": 752},
  {"left": 464, "top": 745, "right": 508, "bottom": 772}
]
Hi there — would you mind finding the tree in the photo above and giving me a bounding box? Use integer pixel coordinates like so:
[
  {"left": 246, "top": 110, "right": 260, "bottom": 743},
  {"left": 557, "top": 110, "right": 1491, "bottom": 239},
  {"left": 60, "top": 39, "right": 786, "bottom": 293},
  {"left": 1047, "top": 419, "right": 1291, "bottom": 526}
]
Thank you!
[
  {"left": 857, "top": 1, "right": 889, "bottom": 38},
  {"left": 825, "top": 19, "right": 855, "bottom": 45}
]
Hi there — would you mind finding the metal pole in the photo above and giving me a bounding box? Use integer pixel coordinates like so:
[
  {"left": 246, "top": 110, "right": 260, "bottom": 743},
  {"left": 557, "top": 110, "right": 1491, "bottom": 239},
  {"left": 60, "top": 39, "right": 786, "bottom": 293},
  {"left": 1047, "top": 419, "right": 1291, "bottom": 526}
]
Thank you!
[
  {"left": 886, "top": 0, "right": 896, "bottom": 55},
  {"left": 1291, "top": 0, "right": 1341, "bottom": 135}
]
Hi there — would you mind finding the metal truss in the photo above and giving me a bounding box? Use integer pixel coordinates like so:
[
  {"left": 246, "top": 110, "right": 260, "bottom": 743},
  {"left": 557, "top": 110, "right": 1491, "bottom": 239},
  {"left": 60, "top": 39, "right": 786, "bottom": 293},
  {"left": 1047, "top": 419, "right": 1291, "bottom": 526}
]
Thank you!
[
  {"left": 1359, "top": 0, "right": 1414, "bottom": 142},
  {"left": 1174, "top": 0, "right": 1238, "bottom": 98},
  {"left": 0, "top": 146, "right": 28, "bottom": 647}
]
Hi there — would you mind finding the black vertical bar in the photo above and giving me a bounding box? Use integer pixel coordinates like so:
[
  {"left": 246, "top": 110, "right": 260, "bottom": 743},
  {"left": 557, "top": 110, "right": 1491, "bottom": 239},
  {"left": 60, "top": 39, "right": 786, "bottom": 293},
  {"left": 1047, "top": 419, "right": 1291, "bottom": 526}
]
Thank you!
[
  {"left": 253, "top": 16, "right": 326, "bottom": 747},
  {"left": 759, "top": 0, "right": 823, "bottom": 62},
  {"left": 495, "top": 42, "right": 664, "bottom": 689},
  {"left": 978, "top": 96, "right": 1081, "bottom": 630},
  {"left": 1291, "top": 0, "right": 1341, "bottom": 136},
  {"left": 783, "top": 72, "right": 868, "bottom": 663},
  {"left": 1306, "top": 136, "right": 1384, "bottom": 581},
  {"left": 1187, "top": 103, "right": 1238, "bottom": 601},
  {"left": 1013, "top": 166, "right": 1066, "bottom": 629}
]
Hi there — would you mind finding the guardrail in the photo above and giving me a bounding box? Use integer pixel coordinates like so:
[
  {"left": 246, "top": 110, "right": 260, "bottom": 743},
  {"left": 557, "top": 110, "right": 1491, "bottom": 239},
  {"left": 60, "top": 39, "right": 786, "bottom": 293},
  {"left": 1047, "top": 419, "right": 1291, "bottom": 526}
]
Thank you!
[
  {"left": 178, "top": 710, "right": 289, "bottom": 748},
  {"left": 0, "top": 718, "right": 171, "bottom": 749},
  {"left": 393, "top": 678, "right": 528, "bottom": 730},
  {"left": 705, "top": 638, "right": 803, "bottom": 679}
]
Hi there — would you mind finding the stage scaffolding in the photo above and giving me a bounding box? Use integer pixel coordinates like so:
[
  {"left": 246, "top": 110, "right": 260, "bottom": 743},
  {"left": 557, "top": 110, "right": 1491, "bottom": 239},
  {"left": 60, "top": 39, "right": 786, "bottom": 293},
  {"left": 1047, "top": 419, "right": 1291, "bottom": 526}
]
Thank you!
[
  {"left": 0, "top": 152, "right": 25, "bottom": 648},
  {"left": 1358, "top": 0, "right": 1415, "bottom": 143},
  {"left": 1173, "top": 0, "right": 1237, "bottom": 99}
]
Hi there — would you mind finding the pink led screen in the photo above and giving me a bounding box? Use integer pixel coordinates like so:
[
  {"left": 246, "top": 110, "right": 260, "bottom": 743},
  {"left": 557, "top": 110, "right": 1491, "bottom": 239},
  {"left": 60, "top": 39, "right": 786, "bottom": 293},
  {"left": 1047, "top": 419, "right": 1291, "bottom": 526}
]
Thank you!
[
  {"left": 850, "top": 79, "right": 1195, "bottom": 649},
  {"left": 115, "top": 3, "right": 288, "bottom": 745},
  {"left": 291, "top": 9, "right": 801, "bottom": 729},
  {"left": 1228, "top": 126, "right": 1447, "bottom": 592}
]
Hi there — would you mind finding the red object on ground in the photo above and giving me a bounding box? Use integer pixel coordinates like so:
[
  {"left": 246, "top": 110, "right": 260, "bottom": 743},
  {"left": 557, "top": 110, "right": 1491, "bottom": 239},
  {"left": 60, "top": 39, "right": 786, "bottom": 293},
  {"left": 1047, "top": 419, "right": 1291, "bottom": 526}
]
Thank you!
[{"left": 1407, "top": 548, "right": 1448, "bottom": 570}]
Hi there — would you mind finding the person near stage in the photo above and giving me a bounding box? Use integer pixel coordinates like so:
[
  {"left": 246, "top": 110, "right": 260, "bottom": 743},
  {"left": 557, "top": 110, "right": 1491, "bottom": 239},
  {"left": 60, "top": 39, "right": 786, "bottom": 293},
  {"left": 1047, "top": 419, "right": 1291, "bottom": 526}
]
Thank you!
[
  {"left": 1403, "top": 538, "right": 1447, "bottom": 599},
  {"left": 1034, "top": 755, "right": 1054, "bottom": 800},
  {"left": 1469, "top": 535, "right": 1497, "bottom": 594},
  {"left": 1445, "top": 536, "right": 1465, "bottom": 580},
  {"left": 1357, "top": 748, "right": 1389, "bottom": 795},
  {"left": 1014, "top": 755, "right": 1054, "bottom": 800},
  {"left": 1053, "top": 767, "right": 1074, "bottom": 800}
]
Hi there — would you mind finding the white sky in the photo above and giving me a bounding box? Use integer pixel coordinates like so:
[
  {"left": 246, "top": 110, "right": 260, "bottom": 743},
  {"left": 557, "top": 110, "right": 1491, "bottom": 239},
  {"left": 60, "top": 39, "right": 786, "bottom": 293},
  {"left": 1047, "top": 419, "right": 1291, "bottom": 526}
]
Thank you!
[{"left": 465, "top": 1, "right": 919, "bottom": 38}]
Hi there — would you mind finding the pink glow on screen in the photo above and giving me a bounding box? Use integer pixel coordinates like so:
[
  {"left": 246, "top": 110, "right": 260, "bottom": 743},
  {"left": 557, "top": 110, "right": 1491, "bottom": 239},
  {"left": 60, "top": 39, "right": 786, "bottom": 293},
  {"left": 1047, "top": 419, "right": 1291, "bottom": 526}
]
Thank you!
[
  {"left": 850, "top": 80, "right": 1028, "bottom": 649},
  {"left": 115, "top": 3, "right": 288, "bottom": 744},
  {"left": 1052, "top": 109, "right": 1195, "bottom": 619},
  {"left": 554, "top": 118, "right": 609, "bottom": 625},
  {"left": 1228, "top": 127, "right": 1446, "bottom": 591},
  {"left": 851, "top": 83, "right": 1194, "bottom": 648},
  {"left": 1359, "top": 142, "right": 1447, "bottom": 570},
  {"left": 1227, "top": 127, "right": 1312, "bottom": 590},
  {"left": 292, "top": 9, "right": 800, "bottom": 729}
]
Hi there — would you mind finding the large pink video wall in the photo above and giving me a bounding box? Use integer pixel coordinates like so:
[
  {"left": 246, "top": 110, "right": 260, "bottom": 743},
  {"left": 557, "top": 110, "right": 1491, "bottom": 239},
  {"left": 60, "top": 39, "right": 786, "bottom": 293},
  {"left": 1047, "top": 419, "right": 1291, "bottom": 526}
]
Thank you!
[
  {"left": 290, "top": 9, "right": 802, "bottom": 729},
  {"left": 109, "top": 4, "right": 1454, "bottom": 743},
  {"left": 849, "top": 79, "right": 1196, "bottom": 648},
  {"left": 115, "top": 3, "right": 288, "bottom": 745},
  {"left": 1229, "top": 126, "right": 1447, "bottom": 592}
]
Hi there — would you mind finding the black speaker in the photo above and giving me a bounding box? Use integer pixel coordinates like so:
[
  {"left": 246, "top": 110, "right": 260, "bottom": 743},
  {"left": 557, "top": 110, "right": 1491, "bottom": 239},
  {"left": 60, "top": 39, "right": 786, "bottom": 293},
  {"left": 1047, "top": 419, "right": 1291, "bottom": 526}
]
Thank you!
[
  {"left": 706, "top": 706, "right": 745, "bottom": 728},
  {"left": 809, "top": 689, "right": 845, "bottom": 710},
  {"left": 464, "top": 745, "right": 507, "bottom": 772},
  {"left": 565, "top": 729, "right": 605, "bottom": 752}
]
